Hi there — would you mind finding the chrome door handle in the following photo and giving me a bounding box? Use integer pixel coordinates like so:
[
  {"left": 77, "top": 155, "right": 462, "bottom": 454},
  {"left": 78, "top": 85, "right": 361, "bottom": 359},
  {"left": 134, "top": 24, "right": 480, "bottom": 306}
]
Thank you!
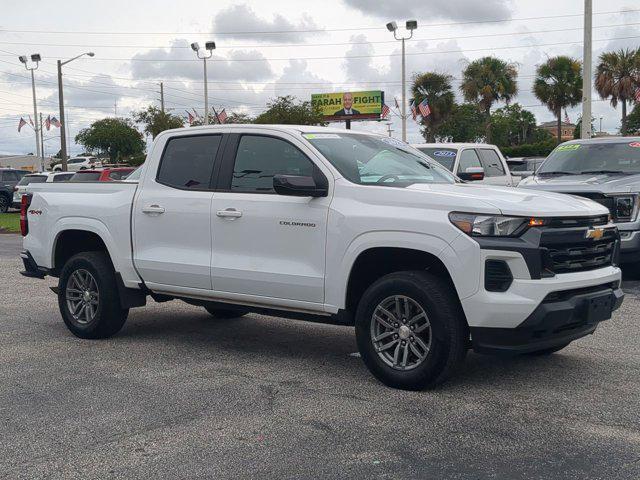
[
  {"left": 142, "top": 204, "right": 165, "bottom": 214},
  {"left": 216, "top": 208, "right": 242, "bottom": 219}
]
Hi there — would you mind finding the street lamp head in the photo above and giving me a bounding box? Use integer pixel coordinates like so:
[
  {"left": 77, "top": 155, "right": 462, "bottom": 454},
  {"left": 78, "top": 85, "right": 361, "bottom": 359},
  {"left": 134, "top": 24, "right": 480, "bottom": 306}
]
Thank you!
[
  {"left": 190, "top": 42, "right": 200, "bottom": 52},
  {"left": 386, "top": 21, "right": 398, "bottom": 32},
  {"left": 205, "top": 41, "right": 216, "bottom": 51},
  {"left": 406, "top": 20, "right": 418, "bottom": 31},
  {"left": 87, "top": 52, "right": 95, "bottom": 57},
  {"left": 18, "top": 55, "right": 27, "bottom": 64},
  {"left": 30, "top": 53, "right": 41, "bottom": 62}
]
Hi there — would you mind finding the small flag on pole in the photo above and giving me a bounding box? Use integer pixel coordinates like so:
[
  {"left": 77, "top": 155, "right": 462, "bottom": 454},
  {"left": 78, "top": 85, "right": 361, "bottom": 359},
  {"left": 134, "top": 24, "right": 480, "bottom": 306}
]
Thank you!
[
  {"left": 409, "top": 100, "right": 417, "bottom": 121},
  {"left": 192, "top": 108, "right": 200, "bottom": 120},
  {"left": 394, "top": 97, "right": 400, "bottom": 109},
  {"left": 218, "top": 109, "right": 228, "bottom": 124},
  {"left": 45, "top": 115, "right": 51, "bottom": 131},
  {"left": 18, "top": 117, "right": 27, "bottom": 132},
  {"left": 28, "top": 115, "right": 34, "bottom": 126},
  {"left": 381, "top": 104, "right": 390, "bottom": 119},
  {"left": 635, "top": 87, "right": 640, "bottom": 103},
  {"left": 563, "top": 109, "right": 570, "bottom": 124},
  {"left": 418, "top": 99, "right": 432, "bottom": 118},
  {"left": 186, "top": 110, "right": 195, "bottom": 125},
  {"left": 50, "top": 116, "right": 61, "bottom": 128}
]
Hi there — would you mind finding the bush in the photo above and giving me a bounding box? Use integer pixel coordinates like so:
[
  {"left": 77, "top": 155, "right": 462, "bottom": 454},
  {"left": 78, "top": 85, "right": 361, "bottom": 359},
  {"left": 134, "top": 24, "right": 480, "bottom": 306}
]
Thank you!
[{"left": 501, "top": 141, "right": 556, "bottom": 158}]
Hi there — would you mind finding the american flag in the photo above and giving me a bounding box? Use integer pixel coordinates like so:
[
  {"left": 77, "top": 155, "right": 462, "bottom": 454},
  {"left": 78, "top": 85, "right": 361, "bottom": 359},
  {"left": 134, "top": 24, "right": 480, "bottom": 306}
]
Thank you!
[
  {"left": 186, "top": 110, "right": 195, "bottom": 125},
  {"left": 217, "top": 109, "right": 228, "bottom": 124},
  {"left": 45, "top": 115, "right": 51, "bottom": 131},
  {"left": 418, "top": 99, "right": 431, "bottom": 117},
  {"left": 18, "top": 117, "right": 27, "bottom": 132},
  {"left": 50, "top": 116, "right": 61, "bottom": 128},
  {"left": 410, "top": 100, "right": 417, "bottom": 120},
  {"left": 635, "top": 87, "right": 640, "bottom": 103},
  {"left": 563, "top": 109, "right": 570, "bottom": 124},
  {"left": 381, "top": 104, "right": 390, "bottom": 119},
  {"left": 28, "top": 115, "right": 34, "bottom": 126},
  {"left": 192, "top": 108, "right": 200, "bottom": 120}
]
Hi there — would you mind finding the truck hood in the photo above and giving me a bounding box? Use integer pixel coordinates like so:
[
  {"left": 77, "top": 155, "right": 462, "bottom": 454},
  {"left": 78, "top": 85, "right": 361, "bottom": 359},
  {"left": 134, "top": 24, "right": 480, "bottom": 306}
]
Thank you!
[
  {"left": 405, "top": 183, "right": 608, "bottom": 217},
  {"left": 518, "top": 172, "right": 640, "bottom": 194}
]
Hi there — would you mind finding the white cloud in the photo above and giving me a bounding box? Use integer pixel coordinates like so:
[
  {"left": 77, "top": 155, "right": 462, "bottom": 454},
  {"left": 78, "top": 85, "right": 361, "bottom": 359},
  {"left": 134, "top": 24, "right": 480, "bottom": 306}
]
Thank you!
[{"left": 342, "top": 0, "right": 512, "bottom": 22}]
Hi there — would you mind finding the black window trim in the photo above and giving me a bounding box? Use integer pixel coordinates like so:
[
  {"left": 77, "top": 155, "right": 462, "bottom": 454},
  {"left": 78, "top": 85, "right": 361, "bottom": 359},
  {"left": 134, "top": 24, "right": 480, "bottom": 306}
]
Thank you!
[
  {"left": 215, "top": 132, "right": 327, "bottom": 195},
  {"left": 456, "top": 148, "right": 482, "bottom": 175},
  {"left": 155, "top": 132, "right": 227, "bottom": 192}
]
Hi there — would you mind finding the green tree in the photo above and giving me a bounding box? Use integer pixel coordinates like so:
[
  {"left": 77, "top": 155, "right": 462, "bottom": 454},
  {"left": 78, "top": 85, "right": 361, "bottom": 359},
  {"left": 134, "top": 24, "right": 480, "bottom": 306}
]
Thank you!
[
  {"left": 489, "top": 103, "right": 537, "bottom": 147},
  {"left": 595, "top": 48, "right": 640, "bottom": 135},
  {"left": 625, "top": 104, "right": 640, "bottom": 135},
  {"left": 224, "top": 112, "right": 254, "bottom": 124},
  {"left": 411, "top": 72, "right": 455, "bottom": 142},
  {"left": 437, "top": 103, "right": 486, "bottom": 142},
  {"left": 460, "top": 56, "right": 518, "bottom": 142},
  {"left": 254, "top": 95, "right": 325, "bottom": 125},
  {"left": 533, "top": 56, "right": 583, "bottom": 143},
  {"left": 75, "top": 118, "right": 145, "bottom": 162},
  {"left": 133, "top": 106, "right": 184, "bottom": 139}
]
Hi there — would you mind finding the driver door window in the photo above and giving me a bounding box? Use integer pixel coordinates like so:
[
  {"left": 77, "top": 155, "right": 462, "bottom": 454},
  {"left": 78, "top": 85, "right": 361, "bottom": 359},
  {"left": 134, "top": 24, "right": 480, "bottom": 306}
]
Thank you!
[{"left": 457, "top": 149, "right": 482, "bottom": 174}]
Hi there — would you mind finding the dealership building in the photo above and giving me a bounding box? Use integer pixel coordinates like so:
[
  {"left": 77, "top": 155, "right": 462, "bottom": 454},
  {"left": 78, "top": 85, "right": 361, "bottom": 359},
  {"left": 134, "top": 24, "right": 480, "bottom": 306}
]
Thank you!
[{"left": 0, "top": 155, "right": 52, "bottom": 172}]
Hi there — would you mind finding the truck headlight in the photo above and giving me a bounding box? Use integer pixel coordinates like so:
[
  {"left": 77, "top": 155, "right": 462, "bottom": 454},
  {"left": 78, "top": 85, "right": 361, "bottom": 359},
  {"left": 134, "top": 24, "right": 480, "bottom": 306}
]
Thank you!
[
  {"left": 449, "top": 213, "right": 537, "bottom": 237},
  {"left": 612, "top": 195, "right": 639, "bottom": 223}
]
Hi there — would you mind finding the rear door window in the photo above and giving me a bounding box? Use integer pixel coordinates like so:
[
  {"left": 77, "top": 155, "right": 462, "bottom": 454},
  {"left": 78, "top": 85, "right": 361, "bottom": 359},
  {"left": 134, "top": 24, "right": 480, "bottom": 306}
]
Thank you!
[
  {"left": 53, "top": 173, "right": 74, "bottom": 182},
  {"left": 2, "top": 171, "right": 19, "bottom": 182},
  {"left": 71, "top": 172, "right": 101, "bottom": 182},
  {"left": 157, "top": 135, "right": 221, "bottom": 190},
  {"left": 478, "top": 149, "right": 506, "bottom": 177}
]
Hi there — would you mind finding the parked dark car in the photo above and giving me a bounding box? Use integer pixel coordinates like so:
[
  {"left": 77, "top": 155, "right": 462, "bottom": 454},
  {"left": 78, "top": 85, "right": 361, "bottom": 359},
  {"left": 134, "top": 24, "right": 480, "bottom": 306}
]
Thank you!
[{"left": 0, "top": 168, "right": 30, "bottom": 212}]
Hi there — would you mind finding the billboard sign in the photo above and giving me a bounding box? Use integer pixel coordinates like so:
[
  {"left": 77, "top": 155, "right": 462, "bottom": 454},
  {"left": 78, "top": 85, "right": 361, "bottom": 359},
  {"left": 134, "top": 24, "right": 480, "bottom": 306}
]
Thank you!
[{"left": 311, "top": 91, "right": 384, "bottom": 122}]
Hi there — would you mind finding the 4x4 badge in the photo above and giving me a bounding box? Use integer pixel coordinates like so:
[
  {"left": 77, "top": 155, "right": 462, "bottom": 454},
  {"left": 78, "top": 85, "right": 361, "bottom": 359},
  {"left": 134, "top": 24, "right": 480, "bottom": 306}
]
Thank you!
[{"left": 585, "top": 228, "right": 604, "bottom": 240}]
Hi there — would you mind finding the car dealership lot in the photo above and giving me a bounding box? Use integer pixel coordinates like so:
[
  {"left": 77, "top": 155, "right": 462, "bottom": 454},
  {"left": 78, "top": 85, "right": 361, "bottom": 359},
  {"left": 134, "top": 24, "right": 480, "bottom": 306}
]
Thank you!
[{"left": 1, "top": 234, "right": 639, "bottom": 479}]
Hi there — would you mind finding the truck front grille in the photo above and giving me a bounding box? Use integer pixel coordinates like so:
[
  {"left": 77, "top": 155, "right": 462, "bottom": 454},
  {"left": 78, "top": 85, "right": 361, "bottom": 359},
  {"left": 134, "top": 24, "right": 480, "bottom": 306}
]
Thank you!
[{"left": 545, "top": 238, "right": 616, "bottom": 274}]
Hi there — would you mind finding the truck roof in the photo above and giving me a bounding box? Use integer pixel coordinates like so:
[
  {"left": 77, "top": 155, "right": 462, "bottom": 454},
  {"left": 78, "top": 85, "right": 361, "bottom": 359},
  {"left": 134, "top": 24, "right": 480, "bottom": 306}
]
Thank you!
[
  {"left": 411, "top": 143, "right": 499, "bottom": 149},
  {"left": 160, "top": 124, "right": 384, "bottom": 137},
  {"left": 562, "top": 136, "right": 640, "bottom": 145}
]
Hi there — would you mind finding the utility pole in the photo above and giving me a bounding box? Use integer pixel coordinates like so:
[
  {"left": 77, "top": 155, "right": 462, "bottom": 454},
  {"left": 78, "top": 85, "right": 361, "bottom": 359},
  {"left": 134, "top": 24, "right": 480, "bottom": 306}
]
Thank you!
[
  {"left": 581, "top": 0, "right": 592, "bottom": 139},
  {"left": 19, "top": 54, "right": 42, "bottom": 161},
  {"left": 160, "top": 82, "right": 165, "bottom": 113},
  {"left": 191, "top": 41, "right": 216, "bottom": 126},
  {"left": 386, "top": 122, "right": 394, "bottom": 137},
  {"left": 114, "top": 100, "right": 117, "bottom": 116}
]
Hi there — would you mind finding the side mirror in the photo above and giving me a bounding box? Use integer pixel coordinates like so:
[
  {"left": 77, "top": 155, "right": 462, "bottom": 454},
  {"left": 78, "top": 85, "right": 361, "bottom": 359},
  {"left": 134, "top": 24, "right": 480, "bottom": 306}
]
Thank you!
[
  {"left": 458, "top": 166, "right": 485, "bottom": 182},
  {"left": 273, "top": 174, "right": 328, "bottom": 197}
]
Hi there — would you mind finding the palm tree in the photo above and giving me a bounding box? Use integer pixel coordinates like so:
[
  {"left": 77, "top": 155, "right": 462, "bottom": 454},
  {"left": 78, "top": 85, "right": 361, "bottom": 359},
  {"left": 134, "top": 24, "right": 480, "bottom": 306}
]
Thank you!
[
  {"left": 411, "top": 72, "right": 455, "bottom": 142},
  {"left": 533, "top": 56, "right": 583, "bottom": 143},
  {"left": 595, "top": 48, "right": 640, "bottom": 134},
  {"left": 460, "top": 56, "right": 518, "bottom": 142}
]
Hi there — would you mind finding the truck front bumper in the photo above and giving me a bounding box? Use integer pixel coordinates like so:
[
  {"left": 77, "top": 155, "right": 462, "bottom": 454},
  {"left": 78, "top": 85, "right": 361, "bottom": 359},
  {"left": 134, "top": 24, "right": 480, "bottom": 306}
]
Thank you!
[{"left": 470, "top": 281, "right": 624, "bottom": 355}]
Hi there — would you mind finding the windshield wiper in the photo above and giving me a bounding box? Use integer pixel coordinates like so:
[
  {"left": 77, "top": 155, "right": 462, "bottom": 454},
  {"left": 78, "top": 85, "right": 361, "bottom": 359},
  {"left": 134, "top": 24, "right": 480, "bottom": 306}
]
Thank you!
[
  {"left": 537, "top": 171, "right": 578, "bottom": 176},
  {"left": 579, "top": 169, "right": 627, "bottom": 175}
]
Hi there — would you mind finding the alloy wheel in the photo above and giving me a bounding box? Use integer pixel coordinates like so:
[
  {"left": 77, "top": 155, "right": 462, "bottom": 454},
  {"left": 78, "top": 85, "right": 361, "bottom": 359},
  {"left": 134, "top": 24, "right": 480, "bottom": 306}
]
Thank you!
[{"left": 65, "top": 269, "right": 100, "bottom": 324}]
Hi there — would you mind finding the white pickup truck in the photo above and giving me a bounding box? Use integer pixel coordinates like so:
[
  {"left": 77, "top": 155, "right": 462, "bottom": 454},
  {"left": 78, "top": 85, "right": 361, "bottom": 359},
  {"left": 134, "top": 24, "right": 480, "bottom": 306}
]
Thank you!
[{"left": 20, "top": 125, "right": 624, "bottom": 390}]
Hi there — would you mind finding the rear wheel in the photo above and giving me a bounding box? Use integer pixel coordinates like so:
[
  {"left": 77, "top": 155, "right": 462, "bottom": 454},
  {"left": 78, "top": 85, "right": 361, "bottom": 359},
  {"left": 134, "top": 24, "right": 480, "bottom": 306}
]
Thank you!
[
  {"left": 204, "top": 304, "right": 249, "bottom": 319},
  {"left": 58, "top": 251, "right": 129, "bottom": 339},
  {"left": 0, "top": 195, "right": 9, "bottom": 213},
  {"left": 355, "top": 271, "right": 468, "bottom": 390}
]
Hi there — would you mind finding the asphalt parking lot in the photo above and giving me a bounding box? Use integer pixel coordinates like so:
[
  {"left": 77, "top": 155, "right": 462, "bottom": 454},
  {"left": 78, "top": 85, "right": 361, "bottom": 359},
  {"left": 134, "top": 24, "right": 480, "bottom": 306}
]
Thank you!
[{"left": 1, "top": 234, "right": 639, "bottom": 479}]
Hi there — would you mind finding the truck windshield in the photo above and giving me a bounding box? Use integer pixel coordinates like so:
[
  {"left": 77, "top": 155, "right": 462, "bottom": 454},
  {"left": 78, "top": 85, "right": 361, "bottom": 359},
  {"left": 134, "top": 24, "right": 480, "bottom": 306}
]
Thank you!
[
  {"left": 538, "top": 142, "right": 640, "bottom": 175},
  {"left": 304, "top": 133, "right": 456, "bottom": 186},
  {"left": 414, "top": 147, "right": 457, "bottom": 171}
]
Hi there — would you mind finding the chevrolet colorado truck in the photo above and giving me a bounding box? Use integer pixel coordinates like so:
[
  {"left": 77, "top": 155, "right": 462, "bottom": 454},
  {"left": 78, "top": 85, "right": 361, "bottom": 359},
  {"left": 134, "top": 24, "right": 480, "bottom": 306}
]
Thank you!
[
  {"left": 519, "top": 137, "right": 640, "bottom": 266},
  {"left": 19, "top": 125, "right": 624, "bottom": 390}
]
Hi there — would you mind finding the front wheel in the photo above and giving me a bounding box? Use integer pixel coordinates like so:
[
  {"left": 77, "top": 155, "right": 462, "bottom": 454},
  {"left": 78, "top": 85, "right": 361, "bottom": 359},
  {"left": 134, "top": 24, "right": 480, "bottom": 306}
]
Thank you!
[
  {"left": 0, "top": 195, "right": 9, "bottom": 213},
  {"left": 58, "top": 251, "right": 129, "bottom": 339},
  {"left": 355, "top": 271, "right": 468, "bottom": 390}
]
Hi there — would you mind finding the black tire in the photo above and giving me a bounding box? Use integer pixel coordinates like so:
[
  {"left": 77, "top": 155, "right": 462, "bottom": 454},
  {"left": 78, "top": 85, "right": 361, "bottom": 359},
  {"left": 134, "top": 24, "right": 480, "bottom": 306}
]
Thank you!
[
  {"left": 355, "top": 271, "right": 468, "bottom": 390},
  {"left": 0, "top": 194, "right": 9, "bottom": 213},
  {"left": 526, "top": 342, "right": 570, "bottom": 356},
  {"left": 204, "top": 304, "right": 249, "bottom": 319},
  {"left": 58, "top": 251, "right": 129, "bottom": 339}
]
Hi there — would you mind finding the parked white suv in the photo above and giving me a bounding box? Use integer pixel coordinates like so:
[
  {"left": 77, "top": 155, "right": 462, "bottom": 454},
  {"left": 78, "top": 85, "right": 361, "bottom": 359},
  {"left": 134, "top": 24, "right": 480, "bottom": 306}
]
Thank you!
[
  {"left": 52, "top": 156, "right": 101, "bottom": 172},
  {"left": 20, "top": 125, "right": 623, "bottom": 390},
  {"left": 412, "top": 143, "right": 513, "bottom": 186}
]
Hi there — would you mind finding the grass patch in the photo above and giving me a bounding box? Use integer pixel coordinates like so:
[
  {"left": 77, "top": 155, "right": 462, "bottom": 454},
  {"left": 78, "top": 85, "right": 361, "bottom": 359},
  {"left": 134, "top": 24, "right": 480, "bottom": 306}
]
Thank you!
[{"left": 0, "top": 213, "right": 20, "bottom": 233}]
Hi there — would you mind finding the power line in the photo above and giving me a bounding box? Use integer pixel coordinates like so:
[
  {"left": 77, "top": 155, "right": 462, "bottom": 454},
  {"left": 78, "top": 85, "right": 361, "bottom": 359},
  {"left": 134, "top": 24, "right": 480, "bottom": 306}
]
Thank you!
[
  {"left": 1, "top": 22, "right": 638, "bottom": 50},
  {"left": 2, "top": 9, "right": 637, "bottom": 35}
]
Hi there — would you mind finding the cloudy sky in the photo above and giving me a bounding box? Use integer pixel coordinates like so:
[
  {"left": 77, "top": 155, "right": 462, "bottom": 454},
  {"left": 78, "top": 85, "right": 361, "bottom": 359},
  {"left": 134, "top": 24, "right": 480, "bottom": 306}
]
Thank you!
[{"left": 0, "top": 0, "right": 638, "bottom": 155}]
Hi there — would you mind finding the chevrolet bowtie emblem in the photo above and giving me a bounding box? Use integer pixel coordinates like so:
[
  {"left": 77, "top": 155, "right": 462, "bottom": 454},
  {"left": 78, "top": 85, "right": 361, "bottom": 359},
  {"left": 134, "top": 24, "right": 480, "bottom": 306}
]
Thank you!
[{"left": 585, "top": 228, "right": 605, "bottom": 240}]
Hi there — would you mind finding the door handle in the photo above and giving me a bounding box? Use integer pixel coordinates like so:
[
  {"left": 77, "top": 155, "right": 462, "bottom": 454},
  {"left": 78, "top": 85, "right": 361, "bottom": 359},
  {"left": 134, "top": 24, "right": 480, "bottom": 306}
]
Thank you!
[
  {"left": 216, "top": 208, "right": 242, "bottom": 219},
  {"left": 142, "top": 204, "right": 165, "bottom": 214}
]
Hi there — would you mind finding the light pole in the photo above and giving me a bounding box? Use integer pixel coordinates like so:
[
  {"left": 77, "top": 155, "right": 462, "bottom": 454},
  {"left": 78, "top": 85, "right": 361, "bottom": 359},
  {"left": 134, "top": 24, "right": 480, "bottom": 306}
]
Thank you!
[
  {"left": 191, "top": 41, "right": 216, "bottom": 125},
  {"left": 18, "top": 54, "right": 42, "bottom": 163},
  {"left": 57, "top": 52, "right": 94, "bottom": 171},
  {"left": 599, "top": 115, "right": 603, "bottom": 134},
  {"left": 387, "top": 20, "right": 417, "bottom": 142},
  {"left": 581, "top": 0, "right": 593, "bottom": 139}
]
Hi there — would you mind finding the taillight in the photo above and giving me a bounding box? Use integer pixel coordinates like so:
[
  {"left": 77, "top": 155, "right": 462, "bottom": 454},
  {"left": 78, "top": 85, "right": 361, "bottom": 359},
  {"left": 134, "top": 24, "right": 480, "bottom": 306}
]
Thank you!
[{"left": 20, "top": 194, "right": 32, "bottom": 236}]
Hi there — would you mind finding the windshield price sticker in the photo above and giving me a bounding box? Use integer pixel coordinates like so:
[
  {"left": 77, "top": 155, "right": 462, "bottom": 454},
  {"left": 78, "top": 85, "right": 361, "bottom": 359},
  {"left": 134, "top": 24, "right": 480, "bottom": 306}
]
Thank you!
[
  {"left": 629, "top": 142, "right": 640, "bottom": 148},
  {"left": 433, "top": 150, "right": 456, "bottom": 157},
  {"left": 303, "top": 133, "right": 341, "bottom": 139},
  {"left": 556, "top": 144, "right": 581, "bottom": 152},
  {"left": 380, "top": 137, "right": 409, "bottom": 148}
]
